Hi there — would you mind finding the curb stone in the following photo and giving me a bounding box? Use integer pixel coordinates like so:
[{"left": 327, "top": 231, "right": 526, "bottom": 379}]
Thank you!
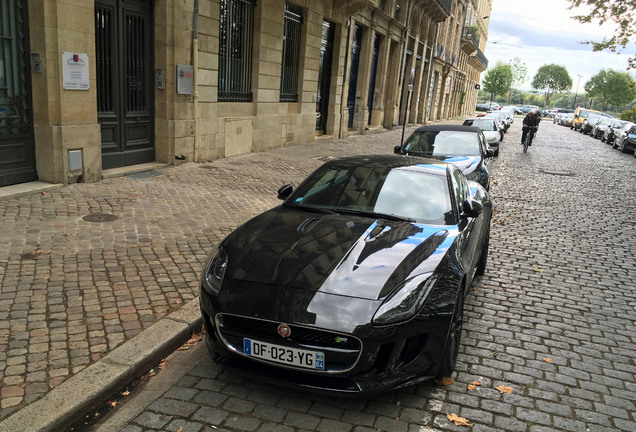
[{"left": 0, "top": 298, "right": 202, "bottom": 432}]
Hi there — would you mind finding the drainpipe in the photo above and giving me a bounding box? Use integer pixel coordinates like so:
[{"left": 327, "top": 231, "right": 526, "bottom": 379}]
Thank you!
[
  {"left": 424, "top": 23, "right": 439, "bottom": 123},
  {"left": 192, "top": 0, "right": 200, "bottom": 162},
  {"left": 339, "top": 17, "right": 352, "bottom": 139}
]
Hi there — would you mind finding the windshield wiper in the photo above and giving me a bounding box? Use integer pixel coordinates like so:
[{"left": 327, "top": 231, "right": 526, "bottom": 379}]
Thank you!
[
  {"left": 335, "top": 208, "right": 415, "bottom": 222},
  {"left": 284, "top": 204, "right": 336, "bottom": 214}
]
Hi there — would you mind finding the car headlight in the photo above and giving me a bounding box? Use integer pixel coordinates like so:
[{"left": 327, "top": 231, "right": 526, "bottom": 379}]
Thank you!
[
  {"left": 372, "top": 274, "right": 438, "bottom": 325},
  {"left": 201, "top": 245, "right": 228, "bottom": 296}
]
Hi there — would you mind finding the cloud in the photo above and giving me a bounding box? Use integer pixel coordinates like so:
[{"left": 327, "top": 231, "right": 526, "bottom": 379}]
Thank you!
[{"left": 484, "top": 1, "right": 634, "bottom": 91}]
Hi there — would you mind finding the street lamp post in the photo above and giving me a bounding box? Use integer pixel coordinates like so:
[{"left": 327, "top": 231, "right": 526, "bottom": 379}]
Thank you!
[{"left": 572, "top": 74, "right": 582, "bottom": 109}]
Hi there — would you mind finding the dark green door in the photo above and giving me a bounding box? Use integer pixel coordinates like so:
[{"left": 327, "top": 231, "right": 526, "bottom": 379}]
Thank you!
[
  {"left": 0, "top": 0, "right": 37, "bottom": 187},
  {"left": 95, "top": 0, "right": 154, "bottom": 170}
]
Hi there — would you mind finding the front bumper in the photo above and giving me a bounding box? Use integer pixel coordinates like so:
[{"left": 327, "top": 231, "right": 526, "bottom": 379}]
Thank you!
[{"left": 199, "top": 284, "right": 453, "bottom": 396}]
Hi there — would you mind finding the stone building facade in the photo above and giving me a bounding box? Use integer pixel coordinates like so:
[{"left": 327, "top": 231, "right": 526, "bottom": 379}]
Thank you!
[{"left": 0, "top": 0, "right": 491, "bottom": 188}]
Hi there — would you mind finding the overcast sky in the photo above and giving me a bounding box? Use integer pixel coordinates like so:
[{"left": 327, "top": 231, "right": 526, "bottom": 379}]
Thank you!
[{"left": 484, "top": 0, "right": 634, "bottom": 92}]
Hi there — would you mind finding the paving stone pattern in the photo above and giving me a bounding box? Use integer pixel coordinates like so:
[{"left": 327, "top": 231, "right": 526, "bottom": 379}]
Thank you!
[
  {"left": 3, "top": 120, "right": 636, "bottom": 431},
  {"left": 120, "top": 122, "right": 634, "bottom": 431},
  {"left": 0, "top": 127, "right": 414, "bottom": 419}
]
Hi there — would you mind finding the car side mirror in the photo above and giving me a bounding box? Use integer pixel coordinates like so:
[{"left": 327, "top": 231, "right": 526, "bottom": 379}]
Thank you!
[
  {"left": 394, "top": 145, "right": 402, "bottom": 154},
  {"left": 485, "top": 148, "right": 495, "bottom": 158},
  {"left": 277, "top": 184, "right": 294, "bottom": 200},
  {"left": 461, "top": 199, "right": 483, "bottom": 218}
]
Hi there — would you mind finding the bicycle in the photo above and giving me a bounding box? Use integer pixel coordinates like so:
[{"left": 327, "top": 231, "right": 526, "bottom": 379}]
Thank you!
[{"left": 523, "top": 126, "right": 537, "bottom": 153}]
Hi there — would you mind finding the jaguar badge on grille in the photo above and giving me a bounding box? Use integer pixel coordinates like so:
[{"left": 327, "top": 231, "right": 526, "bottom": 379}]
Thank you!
[{"left": 277, "top": 324, "right": 291, "bottom": 338}]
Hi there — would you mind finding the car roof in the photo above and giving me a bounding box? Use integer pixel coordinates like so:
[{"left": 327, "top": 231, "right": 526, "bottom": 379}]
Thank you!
[{"left": 412, "top": 125, "right": 482, "bottom": 134}]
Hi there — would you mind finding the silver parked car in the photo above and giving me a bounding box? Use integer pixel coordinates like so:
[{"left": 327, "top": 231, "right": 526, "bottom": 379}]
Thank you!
[
  {"left": 463, "top": 117, "right": 501, "bottom": 156},
  {"left": 591, "top": 116, "right": 615, "bottom": 139},
  {"left": 602, "top": 119, "right": 631, "bottom": 144}
]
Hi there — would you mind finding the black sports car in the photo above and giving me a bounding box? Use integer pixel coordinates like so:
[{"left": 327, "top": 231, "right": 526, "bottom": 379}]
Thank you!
[
  {"left": 393, "top": 125, "right": 494, "bottom": 191},
  {"left": 200, "top": 155, "right": 492, "bottom": 395}
]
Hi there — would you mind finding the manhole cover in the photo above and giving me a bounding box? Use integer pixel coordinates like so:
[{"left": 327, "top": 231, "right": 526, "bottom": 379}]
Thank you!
[
  {"left": 539, "top": 169, "right": 575, "bottom": 177},
  {"left": 83, "top": 213, "right": 118, "bottom": 222}
]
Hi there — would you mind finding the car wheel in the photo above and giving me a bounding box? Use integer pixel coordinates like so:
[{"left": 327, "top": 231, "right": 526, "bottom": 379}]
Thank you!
[
  {"left": 613, "top": 142, "right": 619, "bottom": 149},
  {"left": 437, "top": 287, "right": 464, "bottom": 378},
  {"left": 494, "top": 149, "right": 499, "bottom": 157},
  {"left": 476, "top": 226, "right": 490, "bottom": 276},
  {"left": 621, "top": 144, "right": 629, "bottom": 153}
]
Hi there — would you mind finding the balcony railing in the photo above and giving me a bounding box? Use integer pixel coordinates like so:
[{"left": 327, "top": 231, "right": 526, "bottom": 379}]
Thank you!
[
  {"left": 434, "top": 0, "right": 452, "bottom": 16},
  {"left": 462, "top": 27, "right": 480, "bottom": 48},
  {"left": 475, "top": 48, "right": 488, "bottom": 68}
]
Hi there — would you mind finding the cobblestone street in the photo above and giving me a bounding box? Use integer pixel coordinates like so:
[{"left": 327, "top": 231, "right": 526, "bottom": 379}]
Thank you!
[{"left": 2, "top": 119, "right": 636, "bottom": 431}]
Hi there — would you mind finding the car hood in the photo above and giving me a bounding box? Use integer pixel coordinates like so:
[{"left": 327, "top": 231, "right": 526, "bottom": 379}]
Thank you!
[
  {"left": 222, "top": 207, "right": 455, "bottom": 301},
  {"left": 481, "top": 131, "right": 500, "bottom": 142}
]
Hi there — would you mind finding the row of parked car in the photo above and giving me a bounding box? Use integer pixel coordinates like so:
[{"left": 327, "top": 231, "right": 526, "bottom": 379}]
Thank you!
[{"left": 553, "top": 108, "right": 636, "bottom": 154}]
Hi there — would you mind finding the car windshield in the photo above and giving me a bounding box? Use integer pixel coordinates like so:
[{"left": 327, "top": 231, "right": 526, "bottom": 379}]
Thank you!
[
  {"left": 286, "top": 164, "right": 453, "bottom": 224},
  {"left": 463, "top": 119, "right": 497, "bottom": 131},
  {"left": 600, "top": 118, "right": 614, "bottom": 125},
  {"left": 403, "top": 130, "right": 480, "bottom": 156}
]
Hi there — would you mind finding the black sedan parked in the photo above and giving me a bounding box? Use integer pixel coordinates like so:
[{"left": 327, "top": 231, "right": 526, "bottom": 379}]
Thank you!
[
  {"left": 393, "top": 125, "right": 494, "bottom": 191},
  {"left": 200, "top": 155, "right": 492, "bottom": 395}
]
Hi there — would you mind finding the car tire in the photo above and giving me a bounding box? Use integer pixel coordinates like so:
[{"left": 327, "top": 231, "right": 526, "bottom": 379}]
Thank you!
[
  {"left": 476, "top": 226, "right": 490, "bottom": 276},
  {"left": 494, "top": 149, "right": 499, "bottom": 157},
  {"left": 613, "top": 142, "right": 619, "bottom": 149},
  {"left": 601, "top": 135, "right": 605, "bottom": 142},
  {"left": 437, "top": 287, "right": 464, "bottom": 378}
]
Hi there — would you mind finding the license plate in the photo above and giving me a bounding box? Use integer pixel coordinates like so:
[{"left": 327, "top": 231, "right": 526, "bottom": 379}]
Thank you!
[{"left": 243, "top": 338, "right": 325, "bottom": 370}]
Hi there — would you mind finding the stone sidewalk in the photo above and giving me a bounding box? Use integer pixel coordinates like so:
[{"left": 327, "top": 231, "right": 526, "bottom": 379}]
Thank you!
[{"left": 0, "top": 124, "right": 428, "bottom": 426}]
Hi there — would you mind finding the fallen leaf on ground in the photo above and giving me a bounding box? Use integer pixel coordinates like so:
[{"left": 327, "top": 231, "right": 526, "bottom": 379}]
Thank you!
[
  {"left": 121, "top": 390, "right": 130, "bottom": 396},
  {"left": 496, "top": 385, "right": 513, "bottom": 394},
  {"left": 158, "top": 359, "right": 167, "bottom": 370},
  {"left": 543, "top": 358, "right": 553, "bottom": 364},
  {"left": 435, "top": 376, "right": 454, "bottom": 386},
  {"left": 467, "top": 384, "right": 476, "bottom": 390},
  {"left": 107, "top": 400, "right": 117, "bottom": 407},
  {"left": 140, "top": 371, "right": 156, "bottom": 380},
  {"left": 42, "top": 192, "right": 47, "bottom": 195},
  {"left": 177, "top": 332, "right": 203, "bottom": 351},
  {"left": 471, "top": 381, "right": 482, "bottom": 386},
  {"left": 447, "top": 413, "right": 471, "bottom": 426}
]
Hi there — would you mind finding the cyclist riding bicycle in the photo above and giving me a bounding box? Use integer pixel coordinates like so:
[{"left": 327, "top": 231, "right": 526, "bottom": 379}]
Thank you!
[{"left": 521, "top": 110, "right": 540, "bottom": 146}]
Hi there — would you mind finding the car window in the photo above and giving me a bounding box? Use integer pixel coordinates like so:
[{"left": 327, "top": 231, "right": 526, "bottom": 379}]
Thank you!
[
  {"left": 288, "top": 164, "right": 453, "bottom": 224},
  {"left": 463, "top": 119, "right": 497, "bottom": 131},
  {"left": 404, "top": 131, "right": 480, "bottom": 156}
]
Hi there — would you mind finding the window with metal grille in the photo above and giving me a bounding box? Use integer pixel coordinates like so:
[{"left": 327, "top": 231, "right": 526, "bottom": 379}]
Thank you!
[
  {"left": 218, "top": 0, "right": 255, "bottom": 102},
  {"left": 280, "top": 3, "right": 303, "bottom": 102}
]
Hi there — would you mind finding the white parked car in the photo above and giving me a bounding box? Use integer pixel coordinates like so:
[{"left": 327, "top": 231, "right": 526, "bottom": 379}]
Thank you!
[{"left": 462, "top": 117, "right": 501, "bottom": 156}]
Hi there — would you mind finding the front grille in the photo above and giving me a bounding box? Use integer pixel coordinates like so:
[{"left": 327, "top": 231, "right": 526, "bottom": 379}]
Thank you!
[{"left": 216, "top": 314, "right": 362, "bottom": 373}]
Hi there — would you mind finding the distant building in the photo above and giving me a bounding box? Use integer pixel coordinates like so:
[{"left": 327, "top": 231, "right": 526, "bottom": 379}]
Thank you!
[{"left": 0, "top": 0, "right": 490, "bottom": 188}]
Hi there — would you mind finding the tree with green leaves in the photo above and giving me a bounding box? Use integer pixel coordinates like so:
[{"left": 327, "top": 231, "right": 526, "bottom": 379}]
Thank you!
[
  {"left": 531, "top": 64, "right": 573, "bottom": 107},
  {"left": 620, "top": 108, "right": 636, "bottom": 122},
  {"left": 482, "top": 62, "right": 513, "bottom": 104},
  {"left": 567, "top": 0, "right": 635, "bottom": 69},
  {"left": 584, "top": 69, "right": 636, "bottom": 111},
  {"left": 507, "top": 57, "right": 528, "bottom": 103}
]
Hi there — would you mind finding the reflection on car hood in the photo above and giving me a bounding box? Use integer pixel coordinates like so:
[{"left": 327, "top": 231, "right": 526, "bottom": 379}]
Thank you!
[
  {"left": 426, "top": 155, "right": 481, "bottom": 174},
  {"left": 222, "top": 208, "right": 455, "bottom": 301}
]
